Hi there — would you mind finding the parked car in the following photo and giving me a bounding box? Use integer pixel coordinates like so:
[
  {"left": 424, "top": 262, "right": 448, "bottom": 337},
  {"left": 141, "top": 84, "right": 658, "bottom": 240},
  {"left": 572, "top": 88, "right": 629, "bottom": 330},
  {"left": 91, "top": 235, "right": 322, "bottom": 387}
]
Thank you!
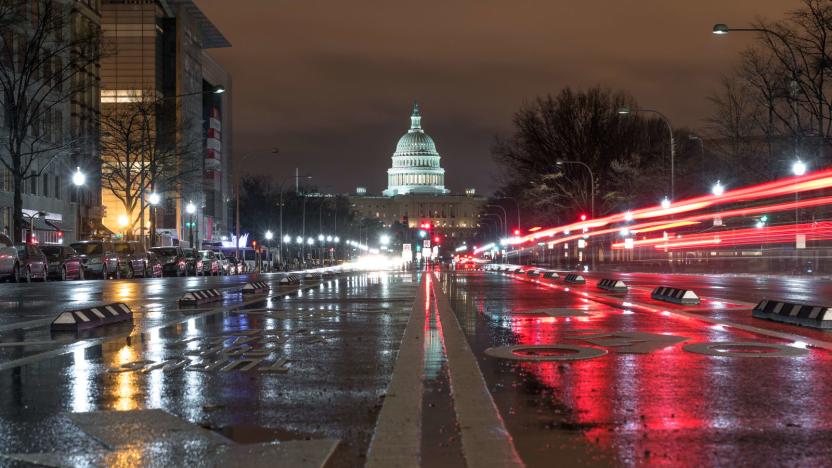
[
  {"left": 13, "top": 244, "right": 48, "bottom": 282},
  {"left": 0, "top": 233, "right": 20, "bottom": 282},
  {"left": 71, "top": 240, "right": 120, "bottom": 279},
  {"left": 39, "top": 245, "right": 84, "bottom": 280},
  {"left": 215, "top": 251, "right": 230, "bottom": 275},
  {"left": 111, "top": 241, "right": 152, "bottom": 278},
  {"left": 145, "top": 250, "right": 164, "bottom": 278},
  {"left": 227, "top": 257, "right": 244, "bottom": 275},
  {"left": 149, "top": 246, "right": 188, "bottom": 277},
  {"left": 182, "top": 248, "right": 200, "bottom": 276},
  {"left": 198, "top": 250, "right": 220, "bottom": 276}
]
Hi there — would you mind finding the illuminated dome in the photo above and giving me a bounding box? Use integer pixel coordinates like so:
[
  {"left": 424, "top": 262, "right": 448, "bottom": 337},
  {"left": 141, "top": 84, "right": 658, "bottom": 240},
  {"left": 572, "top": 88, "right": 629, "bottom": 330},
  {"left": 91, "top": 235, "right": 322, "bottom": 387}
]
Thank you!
[{"left": 383, "top": 103, "right": 449, "bottom": 196}]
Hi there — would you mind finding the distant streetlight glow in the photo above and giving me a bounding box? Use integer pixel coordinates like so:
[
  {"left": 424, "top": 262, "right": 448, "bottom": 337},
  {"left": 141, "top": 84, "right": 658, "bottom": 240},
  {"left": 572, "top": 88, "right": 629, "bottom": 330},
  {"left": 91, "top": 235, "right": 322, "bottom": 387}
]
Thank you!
[
  {"left": 712, "top": 181, "right": 725, "bottom": 197},
  {"left": 265, "top": 230, "right": 273, "bottom": 240},
  {"left": 295, "top": 236, "right": 303, "bottom": 244},
  {"left": 186, "top": 201, "right": 196, "bottom": 214},
  {"left": 624, "top": 211, "right": 633, "bottom": 222},
  {"left": 334, "top": 236, "right": 340, "bottom": 243},
  {"left": 118, "top": 214, "right": 129, "bottom": 227},
  {"left": 326, "top": 235, "right": 333, "bottom": 242},
  {"left": 307, "top": 237, "right": 314, "bottom": 245},
  {"left": 661, "top": 197, "right": 671, "bottom": 209},
  {"left": 148, "top": 192, "right": 160, "bottom": 206},
  {"left": 380, "top": 234, "right": 390, "bottom": 245},
  {"left": 283, "top": 234, "right": 291, "bottom": 243},
  {"left": 793, "top": 160, "right": 807, "bottom": 176},
  {"left": 318, "top": 234, "right": 324, "bottom": 241}
]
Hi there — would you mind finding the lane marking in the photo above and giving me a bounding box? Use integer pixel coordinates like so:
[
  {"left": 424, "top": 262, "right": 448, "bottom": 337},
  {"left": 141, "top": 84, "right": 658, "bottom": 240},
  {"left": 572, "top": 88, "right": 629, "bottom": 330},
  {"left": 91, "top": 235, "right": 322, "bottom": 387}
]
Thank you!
[
  {"left": 431, "top": 272, "right": 524, "bottom": 468},
  {"left": 366, "top": 274, "right": 425, "bottom": 468}
]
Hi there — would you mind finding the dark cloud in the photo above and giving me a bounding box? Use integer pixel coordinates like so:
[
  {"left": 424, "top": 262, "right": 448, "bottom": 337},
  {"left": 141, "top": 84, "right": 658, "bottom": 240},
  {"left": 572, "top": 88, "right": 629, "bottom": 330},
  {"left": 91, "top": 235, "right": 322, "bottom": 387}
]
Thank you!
[{"left": 196, "top": 0, "right": 793, "bottom": 195}]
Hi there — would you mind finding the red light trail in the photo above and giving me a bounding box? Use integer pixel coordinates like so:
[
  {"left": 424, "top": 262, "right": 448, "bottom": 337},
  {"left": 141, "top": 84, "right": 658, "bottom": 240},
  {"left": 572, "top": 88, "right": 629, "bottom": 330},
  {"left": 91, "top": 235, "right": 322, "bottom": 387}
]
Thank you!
[{"left": 516, "top": 168, "right": 832, "bottom": 246}]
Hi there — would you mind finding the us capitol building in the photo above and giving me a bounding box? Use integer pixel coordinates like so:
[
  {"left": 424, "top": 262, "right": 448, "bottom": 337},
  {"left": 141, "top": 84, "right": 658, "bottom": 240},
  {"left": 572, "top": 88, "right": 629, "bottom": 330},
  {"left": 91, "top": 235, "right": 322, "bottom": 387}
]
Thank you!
[{"left": 350, "top": 103, "right": 485, "bottom": 242}]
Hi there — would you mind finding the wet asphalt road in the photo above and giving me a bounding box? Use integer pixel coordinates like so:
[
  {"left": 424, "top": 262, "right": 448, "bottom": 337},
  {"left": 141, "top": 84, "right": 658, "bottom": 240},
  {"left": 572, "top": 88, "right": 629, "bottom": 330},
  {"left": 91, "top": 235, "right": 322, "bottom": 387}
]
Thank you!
[
  {"left": 1, "top": 268, "right": 831, "bottom": 466},
  {"left": 0, "top": 271, "right": 418, "bottom": 467}
]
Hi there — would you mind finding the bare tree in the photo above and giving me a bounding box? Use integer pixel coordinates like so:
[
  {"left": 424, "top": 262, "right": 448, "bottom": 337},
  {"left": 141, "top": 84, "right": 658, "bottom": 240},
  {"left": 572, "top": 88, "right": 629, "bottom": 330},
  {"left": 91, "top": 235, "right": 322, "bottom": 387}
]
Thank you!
[
  {"left": 99, "top": 90, "right": 201, "bottom": 238},
  {"left": 0, "top": 1, "right": 101, "bottom": 242},
  {"left": 492, "top": 86, "right": 667, "bottom": 226}
]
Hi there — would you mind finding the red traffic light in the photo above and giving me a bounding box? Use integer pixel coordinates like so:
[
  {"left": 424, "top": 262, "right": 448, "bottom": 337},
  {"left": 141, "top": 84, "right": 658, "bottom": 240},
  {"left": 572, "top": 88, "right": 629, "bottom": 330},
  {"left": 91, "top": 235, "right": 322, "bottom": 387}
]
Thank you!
[
  {"left": 433, "top": 236, "right": 440, "bottom": 243},
  {"left": 420, "top": 223, "right": 432, "bottom": 230}
]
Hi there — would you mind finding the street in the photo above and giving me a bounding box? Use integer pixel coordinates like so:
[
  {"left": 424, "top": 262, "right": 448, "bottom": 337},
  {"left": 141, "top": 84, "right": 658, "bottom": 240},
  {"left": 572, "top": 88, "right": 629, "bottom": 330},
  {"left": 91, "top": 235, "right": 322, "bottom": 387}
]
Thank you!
[{"left": 1, "top": 268, "right": 830, "bottom": 466}]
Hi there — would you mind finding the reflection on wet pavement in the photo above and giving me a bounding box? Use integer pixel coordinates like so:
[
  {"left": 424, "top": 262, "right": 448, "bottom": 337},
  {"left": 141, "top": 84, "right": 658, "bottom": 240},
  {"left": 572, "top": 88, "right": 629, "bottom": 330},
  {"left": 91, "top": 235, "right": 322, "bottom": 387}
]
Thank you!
[
  {"left": 446, "top": 271, "right": 832, "bottom": 466},
  {"left": 0, "top": 273, "right": 417, "bottom": 467}
]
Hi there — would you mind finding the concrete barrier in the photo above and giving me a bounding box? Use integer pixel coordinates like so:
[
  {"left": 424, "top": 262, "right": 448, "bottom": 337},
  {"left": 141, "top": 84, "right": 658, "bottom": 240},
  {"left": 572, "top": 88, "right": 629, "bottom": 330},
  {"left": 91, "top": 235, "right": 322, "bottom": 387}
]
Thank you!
[
  {"left": 241, "top": 281, "right": 269, "bottom": 294},
  {"left": 542, "top": 271, "right": 559, "bottom": 279},
  {"left": 597, "top": 279, "right": 627, "bottom": 292},
  {"left": 179, "top": 289, "right": 223, "bottom": 306},
  {"left": 279, "top": 274, "right": 300, "bottom": 285},
  {"left": 51, "top": 303, "right": 133, "bottom": 332},
  {"left": 752, "top": 299, "right": 832, "bottom": 329},
  {"left": 651, "top": 286, "right": 700, "bottom": 305},
  {"left": 525, "top": 269, "right": 539, "bottom": 277},
  {"left": 564, "top": 273, "right": 586, "bottom": 284}
]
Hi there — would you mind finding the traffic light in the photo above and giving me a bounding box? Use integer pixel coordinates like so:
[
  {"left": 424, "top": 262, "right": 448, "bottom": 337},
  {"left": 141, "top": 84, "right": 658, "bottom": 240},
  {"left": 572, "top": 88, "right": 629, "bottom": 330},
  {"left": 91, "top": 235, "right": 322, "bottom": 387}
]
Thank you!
[{"left": 433, "top": 236, "right": 440, "bottom": 243}]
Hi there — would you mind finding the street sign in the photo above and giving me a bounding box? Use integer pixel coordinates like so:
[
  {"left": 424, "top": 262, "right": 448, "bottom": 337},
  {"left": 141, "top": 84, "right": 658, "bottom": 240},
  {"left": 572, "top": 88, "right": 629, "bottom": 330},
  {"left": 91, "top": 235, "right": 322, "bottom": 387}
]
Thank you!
[
  {"left": 796, "top": 234, "right": 806, "bottom": 249},
  {"left": 714, "top": 216, "right": 723, "bottom": 226},
  {"left": 423, "top": 240, "right": 431, "bottom": 249}
]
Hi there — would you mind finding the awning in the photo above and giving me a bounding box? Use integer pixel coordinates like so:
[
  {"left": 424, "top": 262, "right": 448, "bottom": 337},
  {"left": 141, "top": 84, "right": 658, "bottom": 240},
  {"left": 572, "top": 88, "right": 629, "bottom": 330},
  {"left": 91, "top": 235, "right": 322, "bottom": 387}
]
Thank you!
[{"left": 29, "top": 218, "right": 65, "bottom": 232}]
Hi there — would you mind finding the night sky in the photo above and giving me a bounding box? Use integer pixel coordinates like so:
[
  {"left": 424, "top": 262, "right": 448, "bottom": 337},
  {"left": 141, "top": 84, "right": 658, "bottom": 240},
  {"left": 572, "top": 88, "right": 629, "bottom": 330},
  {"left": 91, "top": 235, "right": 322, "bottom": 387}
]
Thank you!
[{"left": 197, "top": 0, "right": 792, "bottom": 196}]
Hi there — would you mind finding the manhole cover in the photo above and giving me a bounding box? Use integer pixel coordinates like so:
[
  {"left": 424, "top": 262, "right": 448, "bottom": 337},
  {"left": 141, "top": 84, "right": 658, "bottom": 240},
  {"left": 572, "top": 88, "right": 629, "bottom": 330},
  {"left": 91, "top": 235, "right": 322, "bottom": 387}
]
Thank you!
[
  {"left": 484, "top": 344, "right": 607, "bottom": 361},
  {"left": 683, "top": 341, "right": 809, "bottom": 358}
]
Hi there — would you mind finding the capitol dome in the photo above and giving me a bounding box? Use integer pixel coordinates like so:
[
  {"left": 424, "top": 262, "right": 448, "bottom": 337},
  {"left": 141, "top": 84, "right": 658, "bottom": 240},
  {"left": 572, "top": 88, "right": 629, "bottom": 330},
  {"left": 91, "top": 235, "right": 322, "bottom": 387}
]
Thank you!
[{"left": 383, "top": 103, "right": 449, "bottom": 196}]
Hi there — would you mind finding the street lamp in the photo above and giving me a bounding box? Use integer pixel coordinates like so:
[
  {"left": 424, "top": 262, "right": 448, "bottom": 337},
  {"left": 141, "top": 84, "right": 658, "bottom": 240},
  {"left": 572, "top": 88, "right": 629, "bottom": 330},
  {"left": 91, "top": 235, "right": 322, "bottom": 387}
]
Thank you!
[
  {"left": 380, "top": 234, "right": 390, "bottom": 246},
  {"left": 283, "top": 234, "right": 291, "bottom": 243},
  {"left": 556, "top": 160, "right": 595, "bottom": 218},
  {"left": 661, "top": 197, "right": 671, "bottom": 210},
  {"left": 186, "top": 201, "right": 196, "bottom": 247},
  {"left": 618, "top": 106, "right": 676, "bottom": 200},
  {"left": 712, "top": 181, "right": 725, "bottom": 197},
  {"left": 148, "top": 192, "right": 160, "bottom": 246},
  {"left": 265, "top": 230, "right": 273, "bottom": 241},
  {"left": 72, "top": 167, "right": 85, "bottom": 241},
  {"left": 279, "top": 174, "right": 312, "bottom": 267},
  {"left": 792, "top": 160, "right": 807, "bottom": 176}
]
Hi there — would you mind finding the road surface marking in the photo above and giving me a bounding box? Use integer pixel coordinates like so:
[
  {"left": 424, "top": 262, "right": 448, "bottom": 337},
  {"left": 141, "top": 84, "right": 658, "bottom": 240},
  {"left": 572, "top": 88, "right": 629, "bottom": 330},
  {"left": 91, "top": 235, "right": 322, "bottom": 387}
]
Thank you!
[
  {"left": 432, "top": 272, "right": 525, "bottom": 468},
  {"left": 366, "top": 274, "right": 426, "bottom": 468}
]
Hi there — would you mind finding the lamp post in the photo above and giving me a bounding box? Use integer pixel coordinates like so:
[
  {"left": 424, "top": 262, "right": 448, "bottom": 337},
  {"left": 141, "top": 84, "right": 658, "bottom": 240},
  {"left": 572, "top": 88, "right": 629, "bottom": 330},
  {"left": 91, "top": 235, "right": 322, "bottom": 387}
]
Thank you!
[
  {"left": 72, "top": 167, "right": 85, "bottom": 242},
  {"left": 235, "top": 148, "right": 279, "bottom": 261},
  {"left": 186, "top": 201, "right": 196, "bottom": 247},
  {"left": 712, "top": 24, "right": 804, "bottom": 163},
  {"left": 485, "top": 204, "right": 508, "bottom": 236},
  {"left": 618, "top": 107, "right": 676, "bottom": 200},
  {"left": 496, "top": 196, "right": 521, "bottom": 231},
  {"left": 265, "top": 230, "right": 274, "bottom": 271},
  {"left": 148, "top": 192, "right": 160, "bottom": 247},
  {"left": 279, "top": 174, "right": 311, "bottom": 267},
  {"left": 793, "top": 160, "right": 807, "bottom": 270},
  {"left": 555, "top": 160, "right": 595, "bottom": 218}
]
